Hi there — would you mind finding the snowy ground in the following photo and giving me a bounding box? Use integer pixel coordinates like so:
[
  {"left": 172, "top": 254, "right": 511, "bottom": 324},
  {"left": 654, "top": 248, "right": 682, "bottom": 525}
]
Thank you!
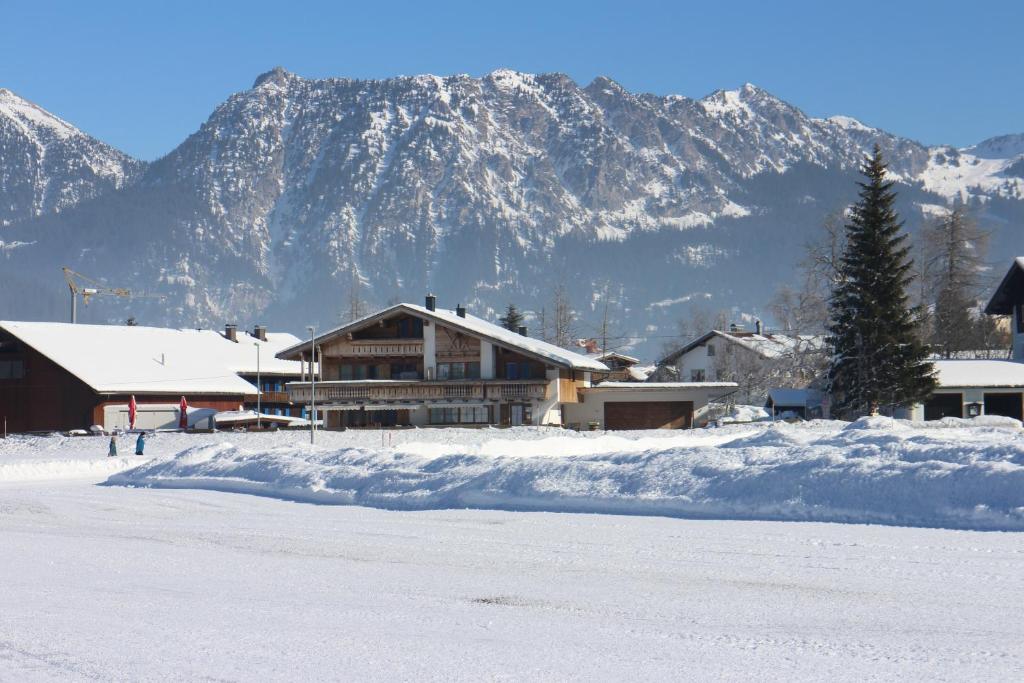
[{"left": 2, "top": 424, "right": 1024, "bottom": 679}]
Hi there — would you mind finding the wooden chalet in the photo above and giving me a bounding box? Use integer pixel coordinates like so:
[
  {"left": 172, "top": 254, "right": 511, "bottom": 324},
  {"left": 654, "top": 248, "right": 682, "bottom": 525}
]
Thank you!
[{"left": 277, "top": 296, "right": 611, "bottom": 428}]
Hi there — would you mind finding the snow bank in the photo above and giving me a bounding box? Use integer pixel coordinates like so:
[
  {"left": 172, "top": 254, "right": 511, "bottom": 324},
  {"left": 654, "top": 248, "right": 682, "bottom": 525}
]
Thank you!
[{"left": 107, "top": 419, "right": 1024, "bottom": 531}]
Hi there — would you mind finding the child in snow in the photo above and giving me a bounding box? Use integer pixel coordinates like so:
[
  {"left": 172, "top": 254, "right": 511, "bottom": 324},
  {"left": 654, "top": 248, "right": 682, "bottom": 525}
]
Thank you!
[
  {"left": 135, "top": 432, "right": 146, "bottom": 456},
  {"left": 108, "top": 435, "right": 117, "bottom": 457}
]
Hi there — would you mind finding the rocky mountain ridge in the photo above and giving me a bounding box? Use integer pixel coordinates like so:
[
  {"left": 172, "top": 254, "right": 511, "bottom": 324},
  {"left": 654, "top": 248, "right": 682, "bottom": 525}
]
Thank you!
[{"left": 1, "top": 69, "right": 1021, "bottom": 358}]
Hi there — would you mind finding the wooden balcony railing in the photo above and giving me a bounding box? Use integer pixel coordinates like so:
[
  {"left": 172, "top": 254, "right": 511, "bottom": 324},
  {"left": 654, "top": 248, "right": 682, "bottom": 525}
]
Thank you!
[
  {"left": 332, "top": 340, "right": 425, "bottom": 357},
  {"left": 286, "top": 379, "right": 550, "bottom": 404}
]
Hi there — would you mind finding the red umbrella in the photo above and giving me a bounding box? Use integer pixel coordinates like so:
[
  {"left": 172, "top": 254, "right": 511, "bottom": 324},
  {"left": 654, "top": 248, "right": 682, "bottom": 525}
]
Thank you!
[
  {"left": 128, "top": 395, "right": 137, "bottom": 430},
  {"left": 178, "top": 396, "right": 188, "bottom": 430}
]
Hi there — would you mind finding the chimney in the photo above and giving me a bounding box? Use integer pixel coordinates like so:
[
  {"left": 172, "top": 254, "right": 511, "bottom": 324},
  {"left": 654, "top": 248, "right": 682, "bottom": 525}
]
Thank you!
[
  {"left": 456, "top": 304, "right": 466, "bottom": 318},
  {"left": 755, "top": 319, "right": 763, "bottom": 335},
  {"left": 425, "top": 293, "right": 437, "bottom": 311},
  {"left": 224, "top": 324, "right": 238, "bottom": 342},
  {"left": 518, "top": 326, "right": 528, "bottom": 337},
  {"left": 253, "top": 324, "right": 267, "bottom": 342}
]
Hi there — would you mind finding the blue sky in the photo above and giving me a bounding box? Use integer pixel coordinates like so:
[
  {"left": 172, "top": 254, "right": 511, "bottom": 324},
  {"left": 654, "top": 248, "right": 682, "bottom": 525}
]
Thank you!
[{"left": 3, "top": 0, "right": 1020, "bottom": 160}]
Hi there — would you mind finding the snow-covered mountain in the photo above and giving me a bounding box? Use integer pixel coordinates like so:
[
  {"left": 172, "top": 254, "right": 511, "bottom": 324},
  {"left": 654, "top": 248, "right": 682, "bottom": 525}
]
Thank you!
[
  {"left": 2, "top": 69, "right": 1022, "bottom": 356},
  {"left": 0, "top": 88, "right": 142, "bottom": 226}
]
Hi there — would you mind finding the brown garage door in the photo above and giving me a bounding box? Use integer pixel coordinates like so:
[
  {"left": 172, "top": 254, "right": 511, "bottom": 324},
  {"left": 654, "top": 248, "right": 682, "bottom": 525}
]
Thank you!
[{"left": 604, "top": 401, "right": 693, "bottom": 430}]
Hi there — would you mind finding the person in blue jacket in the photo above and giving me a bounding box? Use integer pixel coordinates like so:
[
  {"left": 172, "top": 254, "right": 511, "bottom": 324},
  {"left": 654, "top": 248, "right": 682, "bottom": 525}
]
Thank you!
[
  {"left": 108, "top": 435, "right": 117, "bottom": 457},
  {"left": 135, "top": 431, "right": 146, "bottom": 456}
]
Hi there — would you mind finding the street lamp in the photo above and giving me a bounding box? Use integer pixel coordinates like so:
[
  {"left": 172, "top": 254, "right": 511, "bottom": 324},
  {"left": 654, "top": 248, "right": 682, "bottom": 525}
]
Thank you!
[
  {"left": 254, "top": 342, "right": 261, "bottom": 430},
  {"left": 307, "top": 325, "right": 316, "bottom": 444}
]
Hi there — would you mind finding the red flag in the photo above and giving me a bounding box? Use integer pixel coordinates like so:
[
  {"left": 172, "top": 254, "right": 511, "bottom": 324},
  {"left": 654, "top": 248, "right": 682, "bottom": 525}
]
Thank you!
[
  {"left": 128, "top": 395, "right": 137, "bottom": 430},
  {"left": 179, "top": 396, "right": 188, "bottom": 429}
]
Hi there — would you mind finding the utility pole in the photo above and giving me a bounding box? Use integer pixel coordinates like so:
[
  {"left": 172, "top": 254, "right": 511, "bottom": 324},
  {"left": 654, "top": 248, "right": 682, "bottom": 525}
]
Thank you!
[
  {"left": 307, "top": 326, "right": 316, "bottom": 444},
  {"left": 254, "top": 342, "right": 261, "bottom": 430}
]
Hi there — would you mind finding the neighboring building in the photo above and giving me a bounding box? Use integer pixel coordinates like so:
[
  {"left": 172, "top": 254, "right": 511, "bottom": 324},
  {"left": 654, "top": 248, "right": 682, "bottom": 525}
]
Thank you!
[
  {"left": 908, "top": 360, "right": 1024, "bottom": 421},
  {"left": 574, "top": 339, "right": 649, "bottom": 382},
  {"left": 766, "top": 388, "right": 824, "bottom": 420},
  {"left": 563, "top": 382, "right": 737, "bottom": 430},
  {"left": 984, "top": 256, "right": 1024, "bottom": 361},
  {"left": 654, "top": 325, "right": 825, "bottom": 402},
  {"left": 0, "top": 321, "right": 303, "bottom": 433},
  {"left": 905, "top": 258, "right": 1024, "bottom": 421}
]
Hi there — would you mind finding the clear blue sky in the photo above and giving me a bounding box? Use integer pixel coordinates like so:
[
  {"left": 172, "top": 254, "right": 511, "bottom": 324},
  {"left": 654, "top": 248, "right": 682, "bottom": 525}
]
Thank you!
[{"left": 3, "top": 0, "right": 1020, "bottom": 160}]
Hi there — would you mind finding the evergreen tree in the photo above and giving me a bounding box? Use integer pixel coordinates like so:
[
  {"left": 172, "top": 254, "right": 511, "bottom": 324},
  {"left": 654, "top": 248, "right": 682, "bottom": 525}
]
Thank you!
[
  {"left": 498, "top": 303, "right": 525, "bottom": 331},
  {"left": 827, "top": 146, "right": 935, "bottom": 417}
]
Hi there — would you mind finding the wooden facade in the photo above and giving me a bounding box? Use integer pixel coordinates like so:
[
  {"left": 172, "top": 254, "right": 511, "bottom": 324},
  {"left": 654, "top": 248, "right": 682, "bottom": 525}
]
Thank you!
[{"left": 0, "top": 329, "right": 248, "bottom": 433}]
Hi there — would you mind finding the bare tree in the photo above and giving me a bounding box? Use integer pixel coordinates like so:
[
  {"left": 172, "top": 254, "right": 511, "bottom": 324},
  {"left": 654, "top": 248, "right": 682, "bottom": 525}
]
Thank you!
[
  {"left": 552, "top": 284, "right": 577, "bottom": 349},
  {"left": 922, "top": 206, "right": 1000, "bottom": 356},
  {"left": 341, "top": 271, "right": 370, "bottom": 324}
]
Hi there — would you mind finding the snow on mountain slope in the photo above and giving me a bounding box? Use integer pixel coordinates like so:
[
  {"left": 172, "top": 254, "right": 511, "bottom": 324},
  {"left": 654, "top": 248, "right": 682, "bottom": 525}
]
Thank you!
[
  {"left": 2, "top": 70, "right": 1022, "bottom": 356},
  {"left": 0, "top": 88, "right": 143, "bottom": 226}
]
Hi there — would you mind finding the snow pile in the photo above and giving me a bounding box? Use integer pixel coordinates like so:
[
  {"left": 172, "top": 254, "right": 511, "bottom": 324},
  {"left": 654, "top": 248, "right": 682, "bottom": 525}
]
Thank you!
[
  {"left": 108, "top": 418, "right": 1024, "bottom": 530},
  {"left": 719, "top": 404, "right": 770, "bottom": 423}
]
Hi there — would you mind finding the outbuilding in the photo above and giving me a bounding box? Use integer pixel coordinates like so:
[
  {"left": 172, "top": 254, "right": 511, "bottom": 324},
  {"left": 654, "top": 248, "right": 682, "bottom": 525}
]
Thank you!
[{"left": 562, "top": 382, "right": 737, "bottom": 430}]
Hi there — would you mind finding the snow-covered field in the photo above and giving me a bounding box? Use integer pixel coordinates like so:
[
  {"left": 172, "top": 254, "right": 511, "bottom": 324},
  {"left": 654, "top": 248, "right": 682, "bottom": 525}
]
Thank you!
[{"left": 2, "top": 421, "right": 1024, "bottom": 679}]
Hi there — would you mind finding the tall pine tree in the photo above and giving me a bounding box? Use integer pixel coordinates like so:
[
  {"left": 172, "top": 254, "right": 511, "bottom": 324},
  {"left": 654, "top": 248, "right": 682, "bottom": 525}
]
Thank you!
[{"left": 827, "top": 146, "right": 935, "bottom": 417}]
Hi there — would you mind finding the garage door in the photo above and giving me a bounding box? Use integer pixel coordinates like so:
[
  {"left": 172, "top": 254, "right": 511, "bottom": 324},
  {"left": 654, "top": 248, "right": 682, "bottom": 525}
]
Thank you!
[
  {"left": 924, "top": 393, "right": 963, "bottom": 420},
  {"left": 604, "top": 401, "right": 693, "bottom": 430}
]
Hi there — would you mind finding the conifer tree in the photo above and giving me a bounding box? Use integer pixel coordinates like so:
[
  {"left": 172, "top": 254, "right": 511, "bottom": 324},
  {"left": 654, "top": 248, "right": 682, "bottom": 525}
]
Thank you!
[
  {"left": 827, "top": 146, "right": 935, "bottom": 417},
  {"left": 499, "top": 303, "right": 525, "bottom": 331}
]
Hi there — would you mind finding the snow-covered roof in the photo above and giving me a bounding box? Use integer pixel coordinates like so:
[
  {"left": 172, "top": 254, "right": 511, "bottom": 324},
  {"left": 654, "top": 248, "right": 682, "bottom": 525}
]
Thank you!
[
  {"left": 0, "top": 321, "right": 304, "bottom": 395},
  {"left": 767, "top": 388, "right": 820, "bottom": 406},
  {"left": 585, "top": 381, "right": 737, "bottom": 391},
  {"left": 933, "top": 359, "right": 1024, "bottom": 388},
  {"left": 659, "top": 330, "right": 825, "bottom": 365},
  {"left": 278, "top": 303, "right": 609, "bottom": 372}
]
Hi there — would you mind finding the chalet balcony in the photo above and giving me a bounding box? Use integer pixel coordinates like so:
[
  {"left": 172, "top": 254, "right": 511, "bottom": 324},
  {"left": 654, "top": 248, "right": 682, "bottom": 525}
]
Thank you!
[
  {"left": 286, "top": 379, "right": 550, "bottom": 404},
  {"left": 329, "top": 339, "right": 425, "bottom": 357}
]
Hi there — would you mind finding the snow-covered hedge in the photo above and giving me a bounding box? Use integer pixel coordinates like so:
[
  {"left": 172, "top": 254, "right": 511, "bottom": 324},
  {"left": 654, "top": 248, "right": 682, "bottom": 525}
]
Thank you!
[{"left": 105, "top": 418, "right": 1024, "bottom": 531}]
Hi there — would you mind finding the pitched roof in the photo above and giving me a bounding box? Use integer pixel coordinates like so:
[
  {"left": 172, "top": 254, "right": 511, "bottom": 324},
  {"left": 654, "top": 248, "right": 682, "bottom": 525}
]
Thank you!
[
  {"left": 933, "top": 359, "right": 1024, "bottom": 388},
  {"left": 0, "top": 321, "right": 303, "bottom": 395},
  {"left": 277, "top": 303, "right": 609, "bottom": 372},
  {"left": 984, "top": 257, "right": 1024, "bottom": 315},
  {"left": 659, "top": 330, "right": 825, "bottom": 365}
]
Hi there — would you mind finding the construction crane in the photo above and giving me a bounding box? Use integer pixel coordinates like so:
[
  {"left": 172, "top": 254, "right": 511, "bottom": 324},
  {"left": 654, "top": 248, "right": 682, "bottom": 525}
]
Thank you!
[{"left": 62, "top": 267, "right": 161, "bottom": 324}]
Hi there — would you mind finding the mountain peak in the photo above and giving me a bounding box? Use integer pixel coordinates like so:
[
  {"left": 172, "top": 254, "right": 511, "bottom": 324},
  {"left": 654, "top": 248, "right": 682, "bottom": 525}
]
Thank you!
[{"left": 253, "top": 66, "right": 293, "bottom": 89}]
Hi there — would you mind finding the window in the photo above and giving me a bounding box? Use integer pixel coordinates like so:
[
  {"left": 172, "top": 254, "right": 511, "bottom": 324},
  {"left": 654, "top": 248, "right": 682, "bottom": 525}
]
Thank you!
[
  {"left": 1017, "top": 303, "right": 1024, "bottom": 334},
  {"left": 690, "top": 368, "right": 706, "bottom": 382},
  {"left": 437, "top": 363, "right": 450, "bottom": 380},
  {"left": 466, "top": 362, "right": 480, "bottom": 379},
  {"left": 429, "top": 406, "right": 490, "bottom": 424},
  {"left": 450, "top": 362, "right": 465, "bottom": 380},
  {"left": 0, "top": 360, "right": 24, "bottom": 379},
  {"left": 340, "top": 365, "right": 353, "bottom": 380},
  {"left": 391, "top": 362, "right": 419, "bottom": 380},
  {"left": 706, "top": 344, "right": 715, "bottom": 357},
  {"left": 506, "top": 362, "right": 520, "bottom": 380}
]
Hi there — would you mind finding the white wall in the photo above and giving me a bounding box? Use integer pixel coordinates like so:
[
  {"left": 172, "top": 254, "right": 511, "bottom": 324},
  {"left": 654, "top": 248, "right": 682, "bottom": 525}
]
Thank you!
[
  {"left": 535, "top": 367, "right": 562, "bottom": 426},
  {"left": 675, "top": 345, "right": 716, "bottom": 382},
  {"left": 102, "top": 404, "right": 217, "bottom": 430},
  {"left": 480, "top": 340, "right": 495, "bottom": 379},
  {"left": 423, "top": 321, "right": 436, "bottom": 379}
]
